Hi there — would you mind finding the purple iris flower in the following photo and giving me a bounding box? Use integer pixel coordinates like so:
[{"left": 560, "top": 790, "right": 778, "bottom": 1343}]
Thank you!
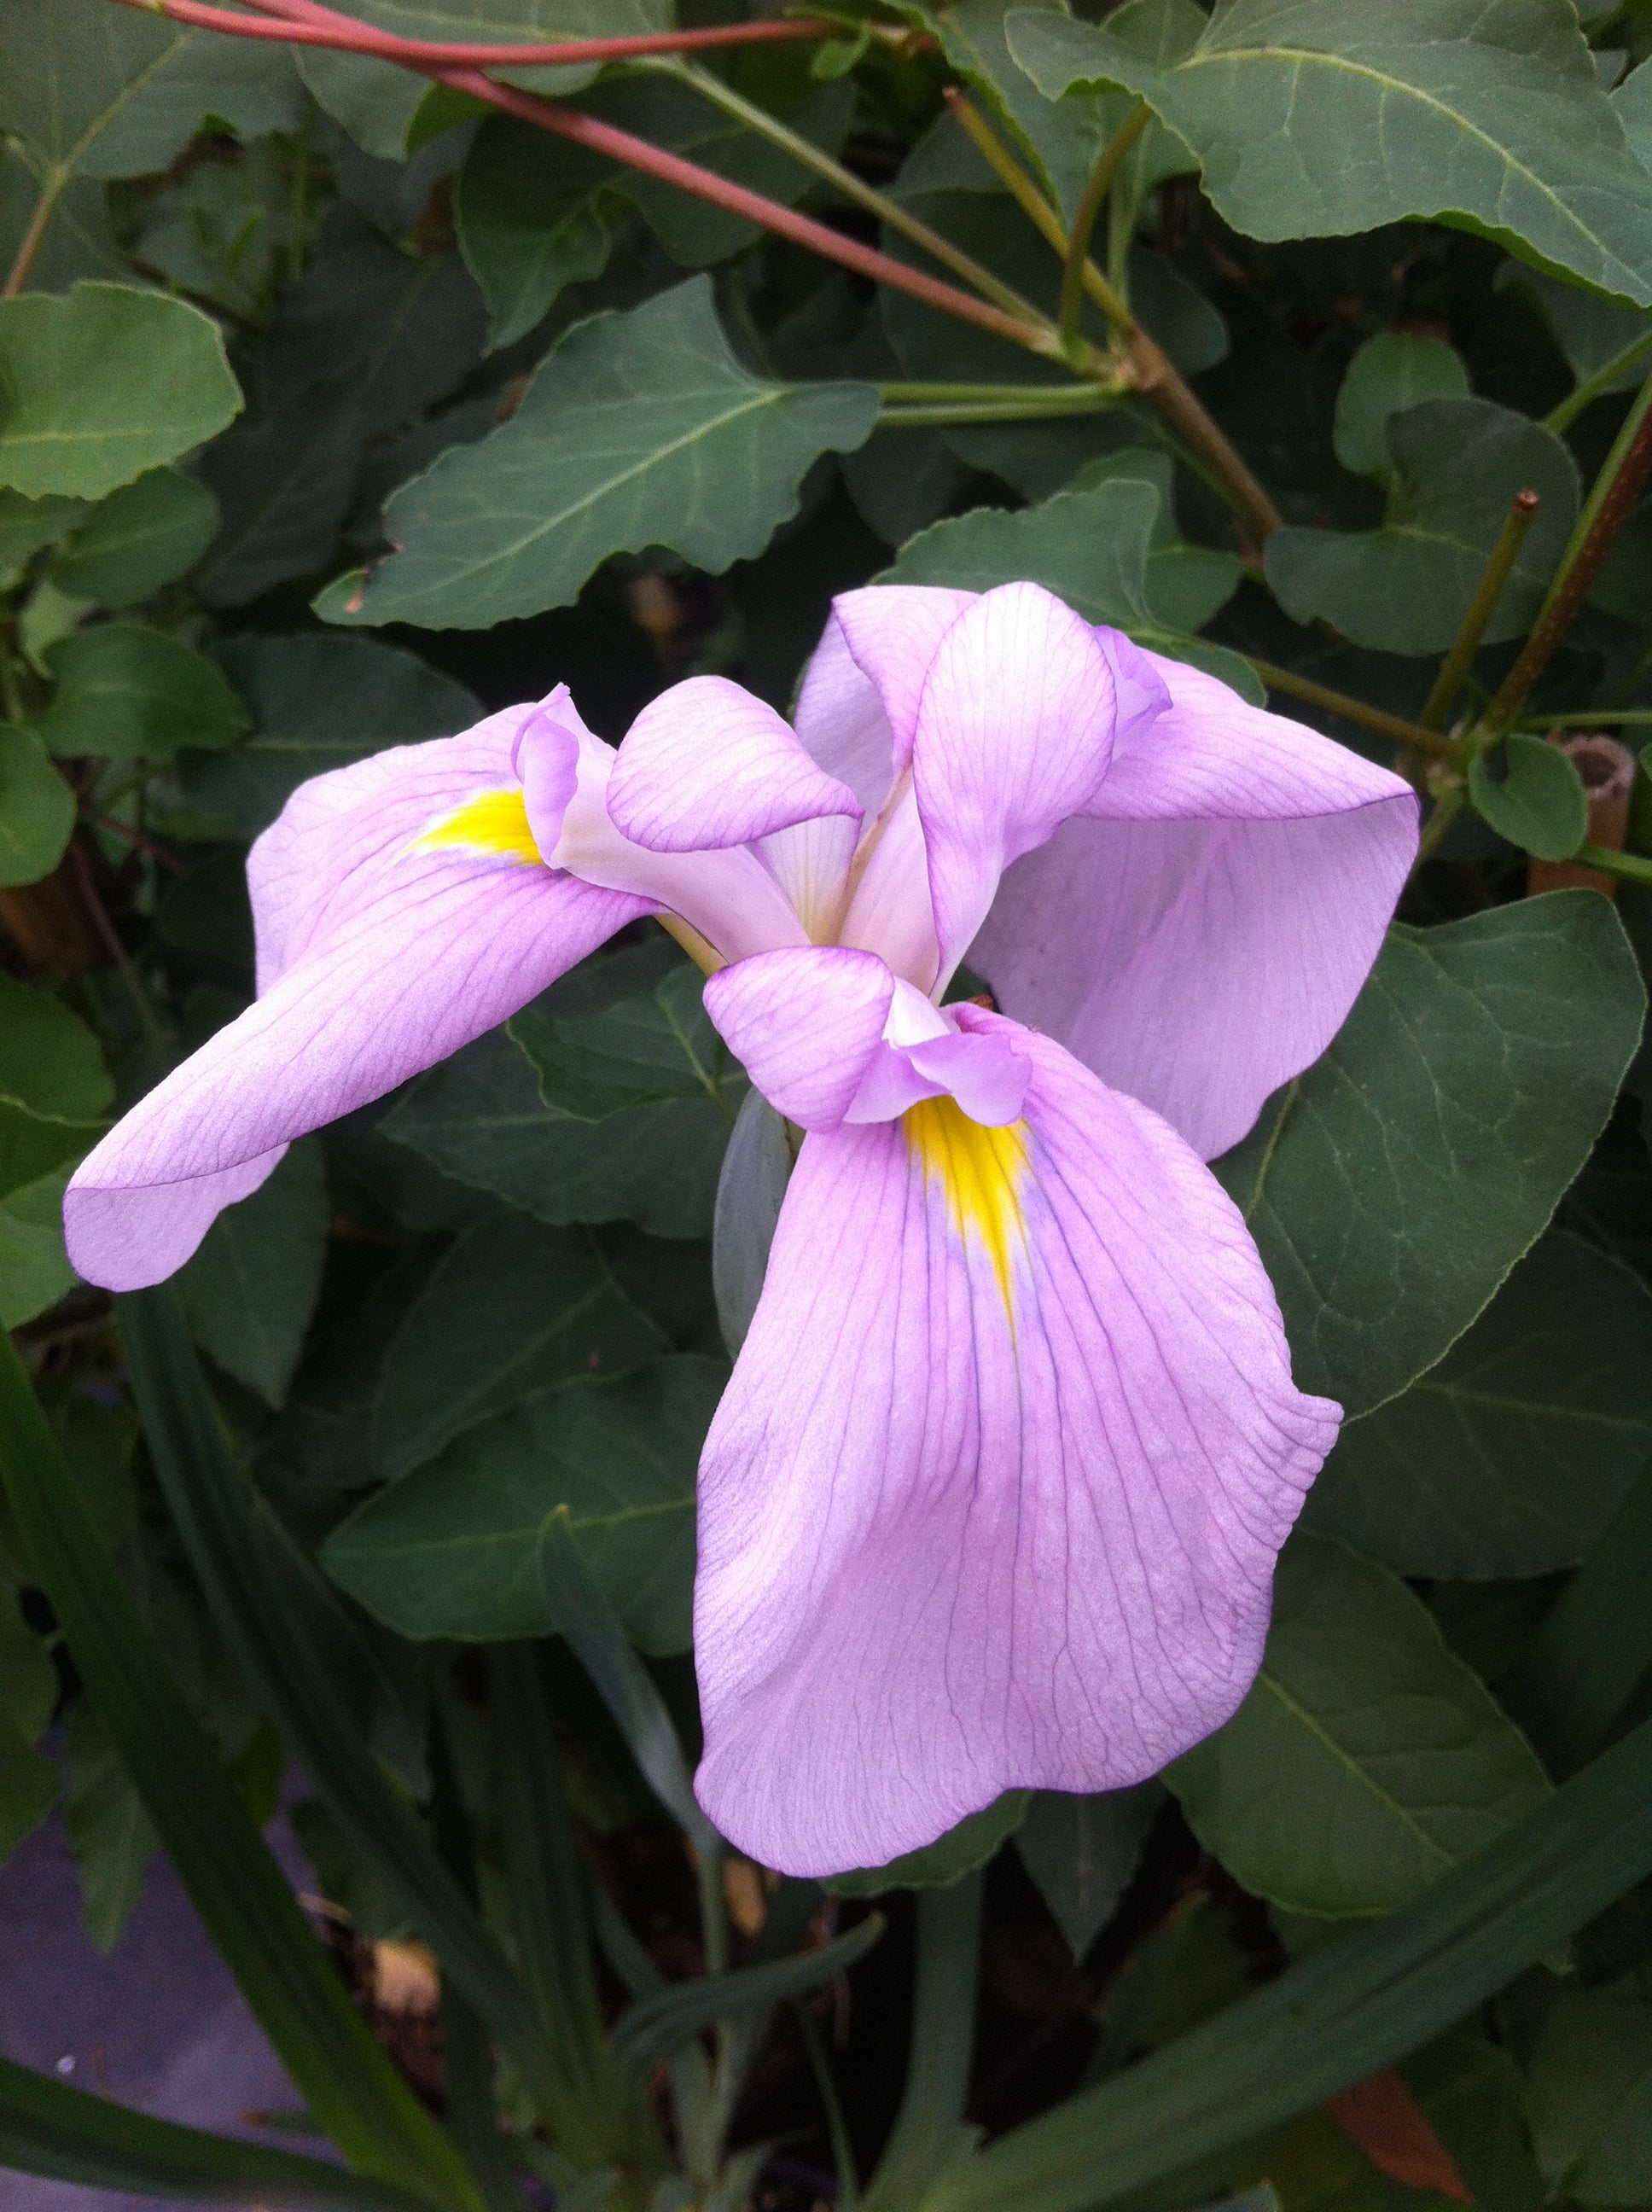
[{"left": 66, "top": 581, "right": 1417, "bottom": 1877}]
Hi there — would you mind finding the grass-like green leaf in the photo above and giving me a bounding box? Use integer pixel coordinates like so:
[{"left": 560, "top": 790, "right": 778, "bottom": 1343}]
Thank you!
[
  {"left": 0, "top": 1324, "right": 480, "bottom": 2209},
  {"left": 0, "top": 2050, "right": 439, "bottom": 2211},
  {"left": 916, "top": 1710, "right": 1652, "bottom": 2212}
]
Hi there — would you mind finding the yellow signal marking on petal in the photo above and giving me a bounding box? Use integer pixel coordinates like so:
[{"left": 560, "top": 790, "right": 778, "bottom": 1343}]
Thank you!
[
  {"left": 904, "top": 1094, "right": 1030, "bottom": 1315},
  {"left": 413, "top": 788, "right": 541, "bottom": 864}
]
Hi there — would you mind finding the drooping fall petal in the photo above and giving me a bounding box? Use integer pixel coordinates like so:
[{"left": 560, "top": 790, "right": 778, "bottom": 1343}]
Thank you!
[
  {"left": 972, "top": 655, "right": 1419, "bottom": 1160},
  {"left": 65, "top": 710, "right": 642, "bottom": 1289},
  {"left": 693, "top": 1010, "right": 1339, "bottom": 1876}
]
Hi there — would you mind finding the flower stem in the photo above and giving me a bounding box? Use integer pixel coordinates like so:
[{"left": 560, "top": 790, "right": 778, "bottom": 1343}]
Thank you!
[
  {"left": 2, "top": 172, "right": 63, "bottom": 298},
  {"left": 1248, "top": 658, "right": 1459, "bottom": 760},
  {"left": 1419, "top": 489, "right": 1539, "bottom": 731},
  {"left": 944, "top": 90, "right": 1284, "bottom": 544},
  {"left": 1416, "top": 784, "right": 1467, "bottom": 864},
  {"left": 112, "top": 0, "right": 837, "bottom": 67},
  {"left": 1480, "top": 365, "right": 1652, "bottom": 736},
  {"left": 656, "top": 58, "right": 1056, "bottom": 335},
  {"left": 1058, "top": 102, "right": 1150, "bottom": 362}
]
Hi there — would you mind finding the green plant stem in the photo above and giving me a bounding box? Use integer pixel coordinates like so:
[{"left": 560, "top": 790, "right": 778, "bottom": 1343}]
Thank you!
[
  {"left": 875, "top": 380, "right": 1106, "bottom": 404},
  {"left": 657, "top": 58, "right": 1055, "bottom": 335},
  {"left": 1519, "top": 707, "right": 1652, "bottom": 725},
  {"left": 1248, "top": 658, "right": 1459, "bottom": 759},
  {"left": 1543, "top": 326, "right": 1652, "bottom": 434},
  {"left": 1057, "top": 102, "right": 1150, "bottom": 361},
  {"left": 943, "top": 90, "right": 1131, "bottom": 335},
  {"left": 1416, "top": 785, "right": 1466, "bottom": 864},
  {"left": 942, "top": 90, "right": 1284, "bottom": 544},
  {"left": 864, "top": 1876, "right": 982, "bottom": 2212},
  {"left": 879, "top": 388, "right": 1124, "bottom": 426},
  {"left": 795, "top": 2004, "right": 859, "bottom": 2212},
  {"left": 1570, "top": 840, "right": 1652, "bottom": 883},
  {"left": 1482, "top": 364, "right": 1652, "bottom": 736},
  {"left": 1420, "top": 489, "right": 1539, "bottom": 731}
]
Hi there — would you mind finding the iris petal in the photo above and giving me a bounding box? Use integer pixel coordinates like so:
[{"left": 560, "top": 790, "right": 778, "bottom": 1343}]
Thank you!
[{"left": 693, "top": 1010, "right": 1338, "bottom": 1877}]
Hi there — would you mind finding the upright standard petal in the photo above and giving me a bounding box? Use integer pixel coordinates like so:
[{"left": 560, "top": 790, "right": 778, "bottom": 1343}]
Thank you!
[
  {"left": 608, "top": 676, "right": 861, "bottom": 852},
  {"left": 525, "top": 692, "right": 808, "bottom": 966},
  {"left": 799, "top": 585, "right": 974, "bottom": 787},
  {"left": 66, "top": 712, "right": 643, "bottom": 1289},
  {"left": 693, "top": 1014, "right": 1338, "bottom": 1877},
  {"left": 905, "top": 582, "right": 1118, "bottom": 985},
  {"left": 971, "top": 655, "right": 1419, "bottom": 1161}
]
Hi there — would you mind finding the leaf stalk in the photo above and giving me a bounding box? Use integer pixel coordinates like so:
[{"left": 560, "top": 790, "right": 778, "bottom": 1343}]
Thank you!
[
  {"left": 1419, "top": 488, "right": 1539, "bottom": 732},
  {"left": 1057, "top": 102, "right": 1151, "bottom": 362}
]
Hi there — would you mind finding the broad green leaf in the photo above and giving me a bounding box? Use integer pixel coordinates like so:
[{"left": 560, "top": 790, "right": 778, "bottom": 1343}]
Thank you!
[
  {"left": 1614, "top": 59, "right": 1652, "bottom": 167},
  {"left": 0, "top": 0, "right": 301, "bottom": 185},
  {"left": 315, "top": 277, "right": 879, "bottom": 630},
  {"left": 829, "top": 1793, "right": 1031, "bottom": 1897},
  {"left": 0, "top": 490, "right": 86, "bottom": 572},
  {"left": 613, "top": 1915, "right": 886, "bottom": 2071},
  {"left": 0, "top": 975, "right": 111, "bottom": 1124},
  {"left": 386, "top": 949, "right": 746, "bottom": 1240},
  {"left": 1305, "top": 1234, "right": 1652, "bottom": 1580},
  {"left": 193, "top": 210, "right": 486, "bottom": 610},
  {"left": 0, "top": 976, "right": 109, "bottom": 1215},
  {"left": 1008, "top": 0, "right": 1652, "bottom": 306},
  {"left": 0, "top": 1166, "right": 79, "bottom": 1328},
  {"left": 0, "top": 2049, "right": 439, "bottom": 2211},
  {"left": 324, "top": 1355, "right": 722, "bottom": 1656},
  {"left": 296, "top": 48, "right": 439, "bottom": 163},
  {"left": 916, "top": 1709, "right": 1652, "bottom": 2212},
  {"left": 884, "top": 476, "right": 1254, "bottom": 698},
  {"left": 535, "top": 1505, "right": 716, "bottom": 1852},
  {"left": 0, "top": 724, "right": 74, "bottom": 888},
  {"left": 0, "top": 1328, "right": 483, "bottom": 2207},
  {"left": 456, "top": 79, "right": 853, "bottom": 351},
  {"left": 134, "top": 143, "right": 293, "bottom": 325},
  {"left": 1331, "top": 333, "right": 1470, "bottom": 480},
  {"left": 370, "top": 1211, "right": 666, "bottom": 1480},
  {"left": 1525, "top": 1985, "right": 1652, "bottom": 2205},
  {"left": 455, "top": 117, "right": 614, "bottom": 352},
  {"left": 0, "top": 1723, "right": 55, "bottom": 1867},
  {"left": 50, "top": 466, "right": 218, "bottom": 608},
  {"left": 0, "top": 154, "right": 123, "bottom": 302},
  {"left": 1265, "top": 399, "right": 1579, "bottom": 654},
  {"left": 119, "top": 1289, "right": 579, "bottom": 2140},
  {"left": 1167, "top": 1538, "right": 1550, "bottom": 1919},
  {"left": 1504, "top": 1454, "right": 1652, "bottom": 1777},
  {"left": 1015, "top": 1784, "right": 1160, "bottom": 1960},
  {"left": 1213, "top": 894, "right": 1646, "bottom": 1415},
  {"left": 1469, "top": 733, "right": 1591, "bottom": 859},
  {"left": 176, "top": 1140, "right": 329, "bottom": 1407},
  {"left": 62, "top": 1699, "right": 156, "bottom": 1953},
  {"left": 1498, "top": 261, "right": 1652, "bottom": 405},
  {"left": 346, "top": 0, "right": 667, "bottom": 96},
  {"left": 891, "top": 0, "right": 1120, "bottom": 220},
  {"left": 0, "top": 286, "right": 241, "bottom": 502},
  {"left": 184, "top": 633, "right": 480, "bottom": 837},
  {"left": 39, "top": 621, "right": 250, "bottom": 759}
]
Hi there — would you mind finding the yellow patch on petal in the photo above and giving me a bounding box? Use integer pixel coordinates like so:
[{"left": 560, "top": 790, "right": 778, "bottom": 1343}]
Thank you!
[
  {"left": 905, "top": 1094, "right": 1030, "bottom": 1313},
  {"left": 413, "top": 788, "right": 541, "bottom": 864}
]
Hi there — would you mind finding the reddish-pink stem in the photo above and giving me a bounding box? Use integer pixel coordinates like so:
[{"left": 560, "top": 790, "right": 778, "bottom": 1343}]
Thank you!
[
  {"left": 111, "top": 0, "right": 835, "bottom": 67},
  {"left": 113, "top": 0, "right": 1057, "bottom": 359}
]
